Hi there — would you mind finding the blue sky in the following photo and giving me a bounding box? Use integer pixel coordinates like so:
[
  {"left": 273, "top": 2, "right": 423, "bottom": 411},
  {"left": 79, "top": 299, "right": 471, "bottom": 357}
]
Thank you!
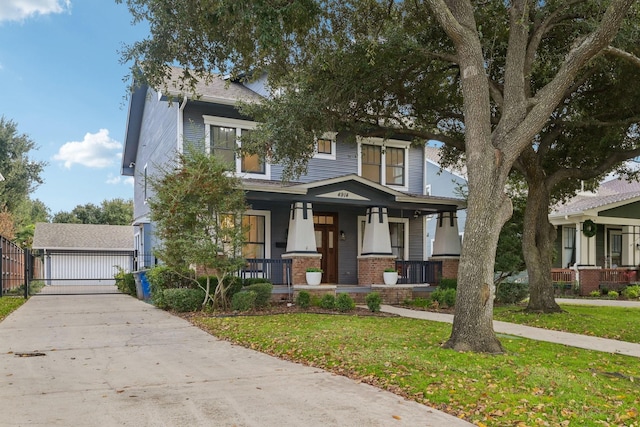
[{"left": 0, "top": 1, "right": 148, "bottom": 215}]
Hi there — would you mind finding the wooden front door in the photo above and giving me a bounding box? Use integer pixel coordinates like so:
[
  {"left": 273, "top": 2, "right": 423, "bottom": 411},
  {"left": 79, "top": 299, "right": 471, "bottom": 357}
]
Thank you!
[{"left": 314, "top": 213, "right": 338, "bottom": 283}]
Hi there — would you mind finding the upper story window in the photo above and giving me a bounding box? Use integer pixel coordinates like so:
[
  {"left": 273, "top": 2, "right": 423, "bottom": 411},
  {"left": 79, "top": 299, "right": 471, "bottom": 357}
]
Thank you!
[
  {"left": 210, "top": 126, "right": 236, "bottom": 165},
  {"left": 313, "top": 133, "right": 337, "bottom": 160},
  {"left": 203, "top": 116, "right": 270, "bottom": 179},
  {"left": 358, "top": 138, "right": 409, "bottom": 190},
  {"left": 240, "top": 129, "right": 265, "bottom": 174}
]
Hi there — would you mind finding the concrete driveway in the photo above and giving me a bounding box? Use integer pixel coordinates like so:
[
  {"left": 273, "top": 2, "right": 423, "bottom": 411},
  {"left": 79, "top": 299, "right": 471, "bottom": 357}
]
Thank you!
[{"left": 0, "top": 295, "right": 471, "bottom": 427}]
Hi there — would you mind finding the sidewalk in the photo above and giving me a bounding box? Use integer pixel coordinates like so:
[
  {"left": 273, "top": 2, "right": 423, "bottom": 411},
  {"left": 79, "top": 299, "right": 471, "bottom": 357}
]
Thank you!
[
  {"left": 380, "top": 299, "right": 640, "bottom": 358},
  {"left": 0, "top": 295, "right": 472, "bottom": 427}
]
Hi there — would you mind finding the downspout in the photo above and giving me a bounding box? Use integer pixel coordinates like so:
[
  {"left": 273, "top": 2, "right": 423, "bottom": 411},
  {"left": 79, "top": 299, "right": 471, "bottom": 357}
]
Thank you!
[{"left": 177, "top": 95, "right": 188, "bottom": 153}]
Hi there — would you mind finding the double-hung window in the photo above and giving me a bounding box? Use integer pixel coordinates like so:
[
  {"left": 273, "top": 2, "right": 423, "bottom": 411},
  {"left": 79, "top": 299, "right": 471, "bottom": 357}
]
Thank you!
[
  {"left": 203, "top": 116, "right": 270, "bottom": 179},
  {"left": 358, "top": 139, "right": 409, "bottom": 189},
  {"left": 313, "top": 133, "right": 337, "bottom": 160}
]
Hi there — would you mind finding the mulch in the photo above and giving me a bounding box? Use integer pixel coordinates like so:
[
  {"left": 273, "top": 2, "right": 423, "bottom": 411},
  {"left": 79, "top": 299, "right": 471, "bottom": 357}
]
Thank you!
[
  {"left": 175, "top": 302, "right": 457, "bottom": 320},
  {"left": 175, "top": 302, "right": 399, "bottom": 320}
]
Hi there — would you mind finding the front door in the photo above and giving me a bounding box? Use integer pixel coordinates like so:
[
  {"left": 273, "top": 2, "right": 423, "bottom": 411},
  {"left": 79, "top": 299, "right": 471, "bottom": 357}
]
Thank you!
[{"left": 314, "top": 213, "right": 338, "bottom": 283}]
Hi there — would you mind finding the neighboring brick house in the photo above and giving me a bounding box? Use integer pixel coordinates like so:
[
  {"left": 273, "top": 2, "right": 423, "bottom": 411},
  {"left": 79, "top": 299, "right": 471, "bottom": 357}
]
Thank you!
[{"left": 121, "top": 68, "right": 465, "bottom": 286}]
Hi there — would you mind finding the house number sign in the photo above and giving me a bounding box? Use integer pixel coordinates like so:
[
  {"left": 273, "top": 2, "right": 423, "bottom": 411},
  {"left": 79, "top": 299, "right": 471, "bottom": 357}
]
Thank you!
[{"left": 316, "top": 190, "right": 370, "bottom": 201}]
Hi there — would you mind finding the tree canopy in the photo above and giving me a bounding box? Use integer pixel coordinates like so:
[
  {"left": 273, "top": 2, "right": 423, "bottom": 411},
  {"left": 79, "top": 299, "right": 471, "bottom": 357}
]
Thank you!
[
  {"left": 52, "top": 198, "right": 133, "bottom": 225},
  {"left": 120, "top": 0, "right": 639, "bottom": 352},
  {"left": 147, "top": 145, "right": 247, "bottom": 308}
]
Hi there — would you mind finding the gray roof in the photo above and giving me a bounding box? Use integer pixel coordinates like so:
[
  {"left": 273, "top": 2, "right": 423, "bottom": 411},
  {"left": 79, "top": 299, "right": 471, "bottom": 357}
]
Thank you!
[
  {"left": 32, "top": 223, "right": 134, "bottom": 251},
  {"left": 551, "top": 178, "right": 640, "bottom": 216},
  {"left": 164, "top": 66, "right": 263, "bottom": 104}
]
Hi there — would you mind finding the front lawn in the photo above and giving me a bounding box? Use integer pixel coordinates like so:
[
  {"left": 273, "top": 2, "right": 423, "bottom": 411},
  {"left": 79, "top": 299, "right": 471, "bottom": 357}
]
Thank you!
[
  {"left": 494, "top": 304, "right": 640, "bottom": 343},
  {"left": 193, "top": 313, "right": 640, "bottom": 426},
  {"left": 0, "top": 297, "right": 25, "bottom": 322}
]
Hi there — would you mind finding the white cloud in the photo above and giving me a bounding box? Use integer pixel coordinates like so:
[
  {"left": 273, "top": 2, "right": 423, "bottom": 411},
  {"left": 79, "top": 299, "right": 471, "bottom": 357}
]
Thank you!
[
  {"left": 53, "top": 128, "right": 122, "bottom": 169},
  {"left": 0, "top": 0, "right": 71, "bottom": 22},
  {"left": 106, "top": 174, "right": 134, "bottom": 186}
]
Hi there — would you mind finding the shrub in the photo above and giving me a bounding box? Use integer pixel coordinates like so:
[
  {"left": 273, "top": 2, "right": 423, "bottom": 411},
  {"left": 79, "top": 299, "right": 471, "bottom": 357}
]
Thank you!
[
  {"left": 622, "top": 285, "right": 640, "bottom": 300},
  {"left": 163, "top": 288, "right": 205, "bottom": 312},
  {"left": 195, "top": 275, "right": 246, "bottom": 307},
  {"left": 231, "top": 290, "right": 257, "bottom": 312},
  {"left": 244, "top": 282, "right": 273, "bottom": 308},
  {"left": 608, "top": 290, "right": 619, "bottom": 299},
  {"left": 335, "top": 293, "right": 355, "bottom": 312},
  {"left": 406, "top": 297, "right": 432, "bottom": 308},
  {"left": 319, "top": 294, "right": 336, "bottom": 309},
  {"left": 114, "top": 267, "right": 136, "bottom": 296},
  {"left": 439, "top": 278, "right": 458, "bottom": 290},
  {"left": 310, "top": 294, "right": 322, "bottom": 307},
  {"left": 28, "top": 280, "right": 45, "bottom": 295},
  {"left": 147, "top": 266, "right": 195, "bottom": 308},
  {"left": 306, "top": 267, "right": 323, "bottom": 272},
  {"left": 495, "top": 282, "right": 529, "bottom": 305},
  {"left": 296, "top": 291, "right": 311, "bottom": 308},
  {"left": 365, "top": 292, "right": 382, "bottom": 312},
  {"left": 589, "top": 290, "right": 601, "bottom": 297},
  {"left": 431, "top": 288, "right": 456, "bottom": 308}
]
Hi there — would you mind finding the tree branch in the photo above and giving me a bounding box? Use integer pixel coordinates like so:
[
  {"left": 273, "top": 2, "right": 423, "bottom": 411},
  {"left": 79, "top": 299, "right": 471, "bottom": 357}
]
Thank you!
[{"left": 603, "top": 46, "right": 640, "bottom": 68}]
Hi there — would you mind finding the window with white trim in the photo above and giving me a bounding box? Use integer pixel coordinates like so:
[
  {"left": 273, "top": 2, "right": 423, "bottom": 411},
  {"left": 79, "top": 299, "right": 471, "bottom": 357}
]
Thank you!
[
  {"left": 357, "top": 216, "right": 409, "bottom": 260},
  {"left": 203, "top": 116, "right": 270, "bottom": 179},
  {"left": 313, "top": 132, "right": 337, "bottom": 160},
  {"left": 358, "top": 139, "right": 409, "bottom": 189}
]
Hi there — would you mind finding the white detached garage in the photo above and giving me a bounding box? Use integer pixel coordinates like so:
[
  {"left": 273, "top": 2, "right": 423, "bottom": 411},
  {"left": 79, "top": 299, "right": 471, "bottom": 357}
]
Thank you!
[{"left": 32, "top": 223, "right": 134, "bottom": 288}]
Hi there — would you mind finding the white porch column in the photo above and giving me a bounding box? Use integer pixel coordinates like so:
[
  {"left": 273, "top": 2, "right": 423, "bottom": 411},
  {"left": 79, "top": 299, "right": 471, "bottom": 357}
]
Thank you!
[
  {"left": 432, "top": 212, "right": 461, "bottom": 257},
  {"left": 622, "top": 225, "right": 635, "bottom": 267},
  {"left": 361, "top": 206, "right": 392, "bottom": 255},
  {"left": 285, "top": 202, "right": 317, "bottom": 253},
  {"left": 577, "top": 220, "right": 596, "bottom": 265}
]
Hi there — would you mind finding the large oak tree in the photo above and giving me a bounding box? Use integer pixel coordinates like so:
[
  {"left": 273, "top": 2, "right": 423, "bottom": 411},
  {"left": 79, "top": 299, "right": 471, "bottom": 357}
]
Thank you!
[{"left": 120, "top": 0, "right": 638, "bottom": 353}]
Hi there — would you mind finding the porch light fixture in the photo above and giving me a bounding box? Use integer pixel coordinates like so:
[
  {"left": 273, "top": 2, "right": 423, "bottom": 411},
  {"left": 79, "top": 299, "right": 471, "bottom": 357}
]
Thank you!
[{"left": 340, "top": 230, "right": 346, "bottom": 240}]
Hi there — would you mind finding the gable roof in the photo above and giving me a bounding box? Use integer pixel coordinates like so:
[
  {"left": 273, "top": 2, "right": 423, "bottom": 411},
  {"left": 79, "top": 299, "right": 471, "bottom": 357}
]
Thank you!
[
  {"left": 424, "top": 145, "right": 467, "bottom": 179},
  {"left": 32, "top": 223, "right": 134, "bottom": 251},
  {"left": 162, "top": 66, "right": 264, "bottom": 105},
  {"left": 122, "top": 67, "right": 263, "bottom": 176},
  {"left": 550, "top": 178, "right": 640, "bottom": 218},
  {"left": 242, "top": 174, "right": 466, "bottom": 212}
]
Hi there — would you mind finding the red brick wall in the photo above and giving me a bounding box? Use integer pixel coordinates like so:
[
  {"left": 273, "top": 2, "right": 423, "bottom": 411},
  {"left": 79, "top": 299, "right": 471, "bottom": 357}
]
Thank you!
[
  {"left": 289, "top": 256, "right": 322, "bottom": 285},
  {"left": 578, "top": 268, "right": 600, "bottom": 296},
  {"left": 441, "top": 258, "right": 459, "bottom": 280},
  {"left": 357, "top": 257, "right": 396, "bottom": 285}
]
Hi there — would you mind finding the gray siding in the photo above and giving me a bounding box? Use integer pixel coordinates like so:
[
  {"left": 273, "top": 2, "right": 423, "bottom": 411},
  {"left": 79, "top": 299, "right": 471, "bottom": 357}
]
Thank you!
[
  {"left": 133, "top": 88, "right": 179, "bottom": 221},
  {"left": 407, "top": 147, "right": 424, "bottom": 194}
]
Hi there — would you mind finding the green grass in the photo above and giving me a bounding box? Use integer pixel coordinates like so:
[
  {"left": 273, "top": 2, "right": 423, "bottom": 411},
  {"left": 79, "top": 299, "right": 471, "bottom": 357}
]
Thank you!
[
  {"left": 194, "top": 314, "right": 640, "bottom": 426},
  {"left": 494, "top": 304, "right": 640, "bottom": 343},
  {"left": 0, "top": 297, "right": 25, "bottom": 322}
]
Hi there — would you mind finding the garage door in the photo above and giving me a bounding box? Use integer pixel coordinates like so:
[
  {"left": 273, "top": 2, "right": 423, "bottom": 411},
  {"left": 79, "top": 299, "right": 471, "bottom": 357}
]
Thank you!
[{"left": 34, "top": 250, "right": 137, "bottom": 295}]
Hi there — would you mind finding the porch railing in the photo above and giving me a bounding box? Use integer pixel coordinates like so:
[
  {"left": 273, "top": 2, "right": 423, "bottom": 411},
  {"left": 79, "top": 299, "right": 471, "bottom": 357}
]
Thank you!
[
  {"left": 599, "top": 268, "right": 637, "bottom": 285},
  {"left": 395, "top": 260, "right": 442, "bottom": 285},
  {"left": 551, "top": 268, "right": 575, "bottom": 284},
  {"left": 240, "top": 258, "right": 292, "bottom": 286}
]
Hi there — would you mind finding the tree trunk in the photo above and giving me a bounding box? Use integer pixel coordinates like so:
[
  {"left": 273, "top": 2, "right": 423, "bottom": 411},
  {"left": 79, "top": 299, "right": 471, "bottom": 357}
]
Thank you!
[
  {"left": 443, "top": 165, "right": 512, "bottom": 354},
  {"left": 523, "top": 179, "right": 562, "bottom": 313}
]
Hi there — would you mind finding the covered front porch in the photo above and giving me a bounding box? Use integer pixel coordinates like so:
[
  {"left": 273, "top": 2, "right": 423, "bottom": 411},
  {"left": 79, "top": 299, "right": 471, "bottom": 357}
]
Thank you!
[
  {"left": 242, "top": 174, "right": 465, "bottom": 287},
  {"left": 550, "top": 194, "right": 640, "bottom": 295}
]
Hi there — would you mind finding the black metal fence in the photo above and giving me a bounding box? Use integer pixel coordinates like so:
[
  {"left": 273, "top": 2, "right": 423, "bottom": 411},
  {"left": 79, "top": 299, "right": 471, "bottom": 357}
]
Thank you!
[
  {"left": 396, "top": 260, "right": 442, "bottom": 285},
  {"left": 240, "top": 258, "right": 292, "bottom": 285}
]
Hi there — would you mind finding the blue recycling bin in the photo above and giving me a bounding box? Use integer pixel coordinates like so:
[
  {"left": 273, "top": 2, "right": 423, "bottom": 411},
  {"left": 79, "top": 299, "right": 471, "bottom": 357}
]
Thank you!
[{"left": 134, "top": 271, "right": 151, "bottom": 300}]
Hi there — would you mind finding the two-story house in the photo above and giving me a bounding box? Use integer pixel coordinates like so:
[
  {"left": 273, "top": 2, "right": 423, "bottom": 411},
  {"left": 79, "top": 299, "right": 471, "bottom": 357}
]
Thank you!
[{"left": 121, "top": 67, "right": 465, "bottom": 286}]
